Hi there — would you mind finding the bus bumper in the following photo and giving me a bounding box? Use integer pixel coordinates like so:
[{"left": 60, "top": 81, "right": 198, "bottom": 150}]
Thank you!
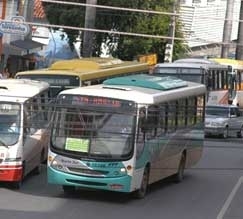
[
  {"left": 0, "top": 165, "right": 23, "bottom": 182},
  {"left": 48, "top": 167, "right": 132, "bottom": 193}
]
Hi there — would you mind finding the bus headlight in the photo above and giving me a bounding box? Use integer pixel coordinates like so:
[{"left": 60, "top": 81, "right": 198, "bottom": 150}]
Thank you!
[
  {"left": 120, "top": 167, "right": 126, "bottom": 173},
  {"left": 51, "top": 159, "right": 64, "bottom": 171}
]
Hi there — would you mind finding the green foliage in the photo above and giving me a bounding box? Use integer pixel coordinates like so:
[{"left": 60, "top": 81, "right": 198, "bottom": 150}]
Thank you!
[{"left": 43, "top": 0, "right": 188, "bottom": 61}]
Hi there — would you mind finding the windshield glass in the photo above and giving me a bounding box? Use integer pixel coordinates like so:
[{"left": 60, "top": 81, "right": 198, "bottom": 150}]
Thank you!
[
  {"left": 153, "top": 67, "right": 203, "bottom": 83},
  {"left": 51, "top": 104, "right": 136, "bottom": 160},
  {"left": 206, "top": 106, "right": 229, "bottom": 117},
  {"left": 0, "top": 103, "right": 21, "bottom": 146}
]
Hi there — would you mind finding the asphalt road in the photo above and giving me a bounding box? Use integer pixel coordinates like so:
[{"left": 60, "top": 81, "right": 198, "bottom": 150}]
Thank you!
[{"left": 0, "top": 137, "right": 243, "bottom": 219}]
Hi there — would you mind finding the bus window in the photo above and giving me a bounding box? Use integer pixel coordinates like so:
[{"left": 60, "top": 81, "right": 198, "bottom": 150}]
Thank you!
[{"left": 0, "top": 104, "right": 20, "bottom": 146}]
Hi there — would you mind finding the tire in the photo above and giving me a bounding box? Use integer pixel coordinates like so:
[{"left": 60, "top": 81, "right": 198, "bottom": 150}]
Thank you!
[
  {"left": 173, "top": 153, "right": 186, "bottom": 183},
  {"left": 133, "top": 166, "right": 149, "bottom": 199},
  {"left": 63, "top": 185, "right": 76, "bottom": 195},
  {"left": 237, "top": 126, "right": 243, "bottom": 138},
  {"left": 222, "top": 127, "right": 228, "bottom": 139}
]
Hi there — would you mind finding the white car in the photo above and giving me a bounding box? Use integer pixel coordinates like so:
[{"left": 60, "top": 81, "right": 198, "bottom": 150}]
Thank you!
[{"left": 205, "top": 104, "right": 243, "bottom": 138}]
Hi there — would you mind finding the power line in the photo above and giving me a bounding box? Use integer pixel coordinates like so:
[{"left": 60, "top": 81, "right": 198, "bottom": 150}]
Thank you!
[
  {"left": 1, "top": 18, "right": 243, "bottom": 47},
  {"left": 0, "top": 18, "right": 182, "bottom": 40}
]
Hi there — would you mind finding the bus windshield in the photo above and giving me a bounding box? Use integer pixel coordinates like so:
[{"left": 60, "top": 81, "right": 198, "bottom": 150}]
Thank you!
[
  {"left": 51, "top": 104, "right": 136, "bottom": 160},
  {"left": 17, "top": 74, "right": 80, "bottom": 98},
  {"left": 153, "top": 67, "right": 204, "bottom": 83},
  {"left": 0, "top": 103, "right": 21, "bottom": 146}
]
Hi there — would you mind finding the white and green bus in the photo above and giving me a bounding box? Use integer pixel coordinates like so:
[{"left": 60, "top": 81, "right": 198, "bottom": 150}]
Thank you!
[{"left": 47, "top": 74, "right": 206, "bottom": 198}]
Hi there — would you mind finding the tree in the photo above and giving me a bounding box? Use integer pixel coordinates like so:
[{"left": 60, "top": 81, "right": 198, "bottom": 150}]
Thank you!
[{"left": 43, "top": 0, "right": 187, "bottom": 62}]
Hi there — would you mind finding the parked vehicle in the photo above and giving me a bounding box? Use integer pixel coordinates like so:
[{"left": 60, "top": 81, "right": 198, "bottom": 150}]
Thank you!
[{"left": 205, "top": 104, "right": 243, "bottom": 138}]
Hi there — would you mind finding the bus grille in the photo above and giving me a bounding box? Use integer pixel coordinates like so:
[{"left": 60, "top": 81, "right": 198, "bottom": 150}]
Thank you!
[{"left": 67, "top": 167, "right": 109, "bottom": 177}]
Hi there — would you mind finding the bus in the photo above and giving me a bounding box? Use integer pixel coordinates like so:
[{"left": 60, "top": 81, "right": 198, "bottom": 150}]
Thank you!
[
  {"left": 210, "top": 58, "right": 243, "bottom": 107},
  {"left": 0, "top": 79, "right": 50, "bottom": 188},
  {"left": 15, "top": 57, "right": 149, "bottom": 99},
  {"left": 153, "top": 58, "right": 235, "bottom": 105},
  {"left": 47, "top": 74, "right": 206, "bottom": 198}
]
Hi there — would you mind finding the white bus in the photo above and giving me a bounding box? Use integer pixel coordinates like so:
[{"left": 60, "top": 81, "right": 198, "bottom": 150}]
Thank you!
[
  {"left": 153, "top": 58, "right": 235, "bottom": 105},
  {"left": 48, "top": 74, "right": 206, "bottom": 198},
  {"left": 0, "top": 79, "right": 50, "bottom": 188}
]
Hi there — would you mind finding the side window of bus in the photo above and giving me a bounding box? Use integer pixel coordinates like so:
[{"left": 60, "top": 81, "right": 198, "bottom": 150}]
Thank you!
[
  {"left": 177, "top": 99, "right": 186, "bottom": 128},
  {"left": 32, "top": 96, "right": 44, "bottom": 129},
  {"left": 23, "top": 108, "right": 31, "bottom": 136},
  {"left": 138, "top": 108, "right": 146, "bottom": 137},
  {"left": 137, "top": 108, "right": 146, "bottom": 159},
  {"left": 157, "top": 103, "right": 167, "bottom": 135},
  {"left": 40, "top": 91, "right": 51, "bottom": 122},
  {"left": 24, "top": 96, "right": 44, "bottom": 134},
  {"left": 196, "top": 95, "right": 205, "bottom": 123},
  {"left": 186, "top": 95, "right": 205, "bottom": 126},
  {"left": 187, "top": 97, "right": 197, "bottom": 125},
  {"left": 167, "top": 101, "right": 177, "bottom": 132},
  {"left": 146, "top": 105, "right": 159, "bottom": 139}
]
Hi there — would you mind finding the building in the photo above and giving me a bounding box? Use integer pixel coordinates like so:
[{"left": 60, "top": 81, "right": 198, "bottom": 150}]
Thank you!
[
  {"left": 179, "top": 0, "right": 241, "bottom": 57},
  {"left": 0, "top": 0, "right": 44, "bottom": 77}
]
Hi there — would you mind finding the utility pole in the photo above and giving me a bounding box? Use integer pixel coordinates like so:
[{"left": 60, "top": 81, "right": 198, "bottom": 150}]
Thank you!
[
  {"left": 0, "top": 0, "right": 7, "bottom": 71},
  {"left": 235, "top": 0, "right": 243, "bottom": 59},
  {"left": 82, "top": 0, "right": 97, "bottom": 57},
  {"left": 221, "top": 0, "right": 234, "bottom": 58},
  {"left": 164, "top": 1, "right": 177, "bottom": 63}
]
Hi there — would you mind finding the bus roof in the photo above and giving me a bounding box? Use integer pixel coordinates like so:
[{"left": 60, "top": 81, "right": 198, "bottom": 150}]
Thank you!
[
  {"left": 0, "top": 79, "right": 49, "bottom": 103},
  {"left": 50, "top": 57, "right": 125, "bottom": 70},
  {"left": 174, "top": 58, "right": 218, "bottom": 64},
  {"left": 15, "top": 58, "right": 149, "bottom": 81},
  {"left": 155, "top": 61, "right": 229, "bottom": 70},
  {"left": 103, "top": 74, "right": 188, "bottom": 90},
  {"left": 210, "top": 58, "right": 243, "bottom": 70},
  {"left": 59, "top": 75, "right": 206, "bottom": 105}
]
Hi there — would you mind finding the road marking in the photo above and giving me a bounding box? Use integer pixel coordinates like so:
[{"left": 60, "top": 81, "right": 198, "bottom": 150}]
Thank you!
[{"left": 217, "top": 176, "right": 243, "bottom": 219}]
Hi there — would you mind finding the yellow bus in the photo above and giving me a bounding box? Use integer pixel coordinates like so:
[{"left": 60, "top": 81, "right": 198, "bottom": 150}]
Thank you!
[
  {"left": 15, "top": 57, "right": 150, "bottom": 98},
  {"left": 210, "top": 58, "right": 243, "bottom": 107}
]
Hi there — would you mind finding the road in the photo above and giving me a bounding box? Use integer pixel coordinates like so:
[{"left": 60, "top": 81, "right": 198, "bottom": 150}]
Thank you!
[{"left": 0, "top": 138, "right": 243, "bottom": 219}]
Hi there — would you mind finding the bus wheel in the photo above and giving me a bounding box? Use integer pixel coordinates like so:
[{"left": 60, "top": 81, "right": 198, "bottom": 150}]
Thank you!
[
  {"left": 173, "top": 153, "right": 186, "bottom": 183},
  {"left": 237, "top": 126, "right": 243, "bottom": 138},
  {"left": 133, "top": 166, "right": 149, "bottom": 199},
  {"left": 63, "top": 185, "right": 76, "bottom": 195}
]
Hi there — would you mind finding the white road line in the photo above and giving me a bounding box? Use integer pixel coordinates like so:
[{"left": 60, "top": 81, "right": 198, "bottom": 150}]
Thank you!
[{"left": 217, "top": 176, "right": 243, "bottom": 219}]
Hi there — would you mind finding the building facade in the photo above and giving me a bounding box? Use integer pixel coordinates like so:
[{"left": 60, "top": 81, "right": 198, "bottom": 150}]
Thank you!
[
  {"left": 0, "top": 0, "right": 43, "bottom": 77},
  {"left": 179, "top": 0, "right": 241, "bottom": 57}
]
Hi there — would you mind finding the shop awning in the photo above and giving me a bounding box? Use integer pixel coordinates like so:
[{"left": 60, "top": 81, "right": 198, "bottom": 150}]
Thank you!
[{"left": 3, "top": 39, "right": 44, "bottom": 56}]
